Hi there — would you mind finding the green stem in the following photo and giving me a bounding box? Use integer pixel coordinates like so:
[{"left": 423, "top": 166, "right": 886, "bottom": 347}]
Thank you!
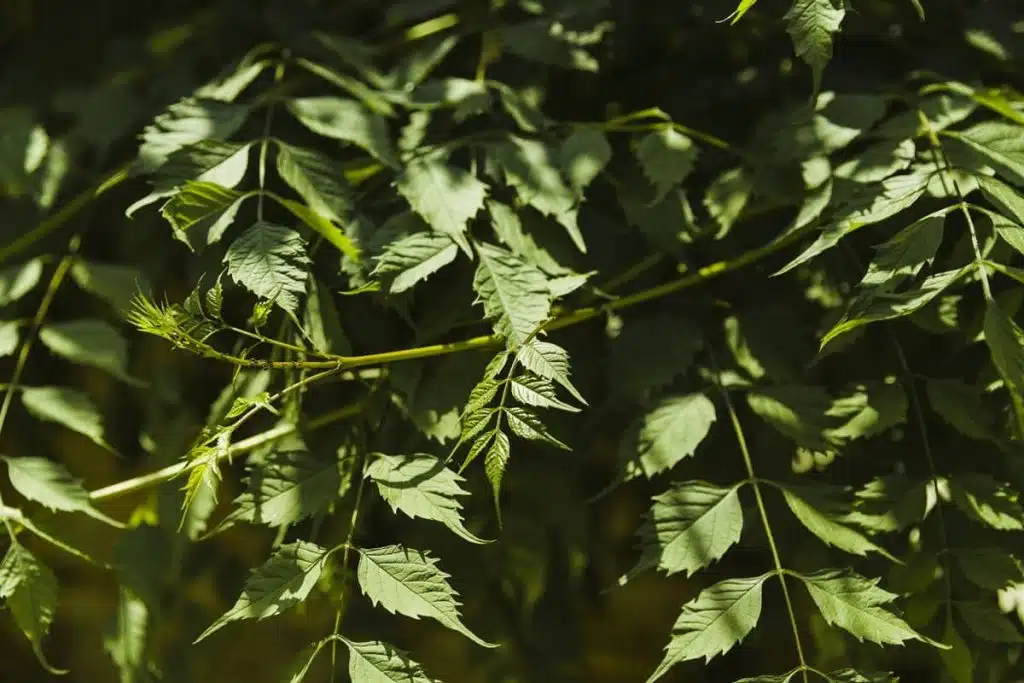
[{"left": 330, "top": 448, "right": 371, "bottom": 676}]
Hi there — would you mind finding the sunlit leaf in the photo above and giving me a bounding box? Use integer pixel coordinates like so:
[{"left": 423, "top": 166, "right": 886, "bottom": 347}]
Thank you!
[
  {"left": 4, "top": 456, "right": 122, "bottom": 527},
  {"left": 0, "top": 543, "right": 63, "bottom": 674},
  {"left": 397, "top": 155, "right": 488, "bottom": 254},
  {"left": 287, "top": 96, "right": 397, "bottom": 167},
  {"left": 620, "top": 393, "right": 717, "bottom": 479},
  {"left": 473, "top": 242, "right": 550, "bottom": 349},
  {"left": 225, "top": 222, "right": 311, "bottom": 315},
  {"left": 634, "top": 126, "right": 698, "bottom": 204},
  {"left": 784, "top": 0, "right": 846, "bottom": 92},
  {"left": 21, "top": 386, "right": 110, "bottom": 450}
]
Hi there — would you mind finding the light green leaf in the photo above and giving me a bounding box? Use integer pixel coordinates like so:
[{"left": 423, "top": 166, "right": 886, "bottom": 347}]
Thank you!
[
  {"left": 225, "top": 222, "right": 311, "bottom": 315},
  {"left": 303, "top": 277, "right": 350, "bottom": 355},
  {"left": 634, "top": 127, "right": 698, "bottom": 205},
  {"left": 0, "top": 259, "right": 43, "bottom": 307},
  {"left": 705, "top": 168, "right": 752, "bottom": 237},
  {"left": 138, "top": 97, "right": 250, "bottom": 171},
  {"left": 646, "top": 575, "right": 769, "bottom": 683},
  {"left": 489, "top": 136, "right": 584, "bottom": 252},
  {"left": 160, "top": 180, "right": 246, "bottom": 248},
  {"left": 0, "top": 321, "right": 18, "bottom": 357},
  {"left": 275, "top": 142, "right": 353, "bottom": 225},
  {"left": 342, "top": 638, "right": 438, "bottom": 683},
  {"left": 784, "top": 0, "right": 845, "bottom": 92},
  {"left": 487, "top": 200, "right": 574, "bottom": 276},
  {"left": 954, "top": 121, "right": 1024, "bottom": 184},
  {"left": 473, "top": 242, "right": 550, "bottom": 348},
  {"left": 211, "top": 450, "right": 340, "bottom": 535},
  {"left": 287, "top": 96, "right": 397, "bottom": 167},
  {"left": 273, "top": 196, "right": 360, "bottom": 261},
  {"left": 39, "top": 319, "right": 139, "bottom": 384},
  {"left": 367, "top": 453, "right": 488, "bottom": 544},
  {"left": 21, "top": 386, "right": 110, "bottom": 450},
  {"left": 4, "top": 456, "right": 122, "bottom": 527},
  {"left": 799, "top": 569, "right": 938, "bottom": 647},
  {"left": 0, "top": 543, "right": 64, "bottom": 673},
  {"left": 825, "top": 382, "right": 908, "bottom": 442},
  {"left": 560, "top": 127, "right": 611, "bottom": 197},
  {"left": 70, "top": 261, "right": 152, "bottom": 317},
  {"left": 356, "top": 545, "right": 495, "bottom": 647},
  {"left": 834, "top": 138, "right": 915, "bottom": 183},
  {"left": 747, "top": 385, "right": 835, "bottom": 450},
  {"left": 396, "top": 156, "right": 488, "bottom": 254},
  {"left": 956, "top": 602, "right": 1023, "bottom": 643},
  {"left": 103, "top": 589, "right": 150, "bottom": 683},
  {"left": 194, "top": 541, "right": 330, "bottom": 642},
  {"left": 503, "top": 406, "right": 569, "bottom": 449},
  {"left": 925, "top": 379, "right": 995, "bottom": 440},
  {"left": 516, "top": 339, "right": 586, "bottom": 404},
  {"left": 625, "top": 481, "right": 743, "bottom": 582},
  {"left": 371, "top": 232, "right": 459, "bottom": 294},
  {"left": 983, "top": 300, "right": 1024, "bottom": 437},
  {"left": 782, "top": 487, "right": 895, "bottom": 560},
  {"left": 483, "top": 430, "right": 510, "bottom": 517},
  {"left": 509, "top": 374, "right": 580, "bottom": 412},
  {"left": 863, "top": 214, "right": 945, "bottom": 284},
  {"left": 620, "top": 393, "right": 717, "bottom": 480},
  {"left": 949, "top": 473, "right": 1024, "bottom": 531},
  {"left": 978, "top": 175, "right": 1024, "bottom": 232}
]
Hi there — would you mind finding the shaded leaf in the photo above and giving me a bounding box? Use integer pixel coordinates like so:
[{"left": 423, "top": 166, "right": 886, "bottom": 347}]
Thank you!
[
  {"left": 634, "top": 127, "right": 698, "bottom": 204},
  {"left": 70, "top": 261, "right": 152, "bottom": 317},
  {"left": 371, "top": 232, "right": 459, "bottom": 294},
  {"left": 560, "top": 127, "right": 611, "bottom": 197},
  {"left": 0, "top": 259, "right": 43, "bottom": 307},
  {"left": 0, "top": 543, "right": 63, "bottom": 673},
  {"left": 949, "top": 473, "right": 1024, "bottom": 531},
  {"left": 747, "top": 385, "right": 835, "bottom": 450},
  {"left": 159, "top": 180, "right": 245, "bottom": 248},
  {"left": 926, "top": 378, "right": 995, "bottom": 441},
  {"left": 784, "top": 0, "right": 846, "bottom": 92},
  {"left": 782, "top": 486, "right": 895, "bottom": 560},
  {"left": 39, "top": 319, "right": 139, "bottom": 384},
  {"left": 287, "top": 96, "right": 397, "bottom": 167},
  {"left": 275, "top": 142, "right": 353, "bottom": 225},
  {"left": 954, "top": 121, "right": 1024, "bottom": 184},
  {"left": 983, "top": 300, "right": 1024, "bottom": 437}
]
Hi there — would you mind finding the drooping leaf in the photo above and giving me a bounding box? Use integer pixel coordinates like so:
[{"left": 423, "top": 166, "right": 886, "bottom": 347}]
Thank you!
[
  {"left": 356, "top": 544, "right": 495, "bottom": 647},
  {"left": 0, "top": 259, "right": 43, "bottom": 307},
  {"left": 21, "top": 386, "right": 110, "bottom": 450},
  {"left": 396, "top": 155, "right": 488, "bottom": 253},
  {"left": 634, "top": 126, "right": 699, "bottom": 205},
  {"left": 287, "top": 96, "right": 397, "bottom": 167},
  {"left": 983, "top": 300, "right": 1024, "bottom": 437},
  {"left": 516, "top": 339, "right": 586, "bottom": 404},
  {"left": 620, "top": 393, "right": 717, "bottom": 480},
  {"left": 225, "top": 222, "right": 311, "bottom": 315},
  {"left": 39, "top": 319, "right": 139, "bottom": 384},
  {"left": 472, "top": 242, "right": 551, "bottom": 348},
  {"left": 953, "top": 547, "right": 1024, "bottom": 591},
  {"left": 483, "top": 430, "right": 511, "bottom": 516},
  {"left": 194, "top": 541, "right": 330, "bottom": 642},
  {"left": 371, "top": 232, "right": 459, "bottom": 294},
  {"left": 781, "top": 487, "right": 895, "bottom": 560},
  {"left": 624, "top": 481, "right": 744, "bottom": 582},
  {"left": 4, "top": 456, "right": 121, "bottom": 527},
  {"left": 954, "top": 121, "right": 1024, "bottom": 184},
  {"left": 367, "top": 453, "right": 487, "bottom": 544},
  {"left": 956, "top": 602, "right": 1023, "bottom": 643},
  {"left": 0, "top": 543, "right": 63, "bottom": 674},
  {"left": 747, "top": 385, "right": 835, "bottom": 450},
  {"left": 138, "top": 97, "right": 250, "bottom": 171},
  {"left": 560, "top": 127, "right": 611, "bottom": 198},
  {"left": 103, "top": 589, "right": 151, "bottom": 683},
  {"left": 949, "top": 473, "right": 1024, "bottom": 531},
  {"left": 784, "top": 0, "right": 846, "bottom": 92},
  {"left": 159, "top": 180, "right": 246, "bottom": 248},
  {"left": 799, "top": 569, "right": 936, "bottom": 646},
  {"left": 342, "top": 638, "right": 438, "bottom": 683},
  {"left": 646, "top": 574, "right": 770, "bottom": 683},
  {"left": 925, "top": 378, "right": 995, "bottom": 441}
]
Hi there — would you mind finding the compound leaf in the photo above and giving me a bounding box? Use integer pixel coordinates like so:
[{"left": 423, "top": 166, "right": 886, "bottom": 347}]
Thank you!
[{"left": 473, "top": 242, "right": 550, "bottom": 348}]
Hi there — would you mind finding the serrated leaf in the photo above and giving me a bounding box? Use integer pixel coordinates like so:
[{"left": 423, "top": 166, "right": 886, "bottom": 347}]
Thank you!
[
  {"left": 275, "top": 142, "right": 353, "bottom": 225},
  {"left": 371, "top": 232, "right": 459, "bottom": 294},
  {"left": 646, "top": 575, "right": 769, "bottom": 682},
  {"left": 160, "top": 180, "right": 246, "bottom": 248},
  {"left": 473, "top": 242, "right": 550, "bottom": 348},
  {"left": 634, "top": 127, "right": 698, "bottom": 205},
  {"left": 70, "top": 261, "right": 152, "bottom": 317},
  {"left": 799, "top": 569, "right": 937, "bottom": 646},
  {"left": 0, "top": 259, "right": 43, "bottom": 307},
  {"left": 983, "top": 300, "right": 1024, "bottom": 437},
  {"left": 342, "top": 638, "right": 438, "bottom": 683},
  {"left": 21, "top": 386, "right": 110, "bottom": 450},
  {"left": 39, "top": 319, "right": 139, "bottom": 384},
  {"left": 625, "top": 481, "right": 743, "bottom": 582},
  {"left": 212, "top": 450, "right": 340, "bottom": 535},
  {"left": 194, "top": 541, "right": 329, "bottom": 642},
  {"left": 356, "top": 545, "right": 495, "bottom": 647},
  {"left": 747, "top": 385, "right": 835, "bottom": 450},
  {"left": 977, "top": 174, "right": 1024, "bottom": 229},
  {"left": 825, "top": 382, "right": 908, "bottom": 442},
  {"left": 940, "top": 617, "right": 973, "bottom": 683},
  {"left": 483, "top": 431, "right": 510, "bottom": 513},
  {"left": 926, "top": 378, "right": 995, "bottom": 440},
  {"left": 620, "top": 393, "right": 716, "bottom": 480},
  {"left": 138, "top": 97, "right": 250, "bottom": 171},
  {"left": 864, "top": 214, "right": 945, "bottom": 283},
  {"left": 782, "top": 487, "right": 895, "bottom": 560},
  {"left": 504, "top": 406, "right": 569, "bottom": 449},
  {"left": 950, "top": 473, "right": 1024, "bottom": 531},
  {"left": 784, "top": 0, "right": 845, "bottom": 92},
  {"left": 608, "top": 314, "right": 703, "bottom": 400},
  {"left": 4, "top": 456, "right": 121, "bottom": 527},
  {"left": 560, "top": 127, "right": 611, "bottom": 197},
  {"left": 225, "top": 222, "right": 311, "bottom": 315},
  {"left": 956, "top": 602, "right": 1023, "bottom": 643},
  {"left": 287, "top": 96, "right": 397, "bottom": 167},
  {"left": 489, "top": 135, "right": 584, "bottom": 252},
  {"left": 509, "top": 374, "right": 579, "bottom": 412},
  {"left": 367, "top": 453, "right": 487, "bottom": 544},
  {"left": 0, "top": 543, "right": 64, "bottom": 674},
  {"left": 516, "top": 340, "right": 585, "bottom": 404},
  {"left": 396, "top": 156, "right": 487, "bottom": 254},
  {"left": 954, "top": 121, "right": 1024, "bottom": 184},
  {"left": 954, "top": 548, "right": 1024, "bottom": 591}
]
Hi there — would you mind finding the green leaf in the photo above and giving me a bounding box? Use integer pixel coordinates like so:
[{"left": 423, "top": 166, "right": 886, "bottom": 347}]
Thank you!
[
  {"left": 194, "top": 541, "right": 330, "bottom": 642},
  {"left": 0, "top": 321, "right": 19, "bottom": 357},
  {"left": 956, "top": 602, "right": 1023, "bottom": 643},
  {"left": 396, "top": 156, "right": 488, "bottom": 254},
  {"left": 949, "top": 473, "right": 1024, "bottom": 531},
  {"left": 39, "top": 319, "right": 139, "bottom": 384},
  {"left": 799, "top": 569, "right": 938, "bottom": 647},
  {"left": 21, "top": 386, "right": 110, "bottom": 450},
  {"left": 487, "top": 200, "right": 576, "bottom": 276},
  {"left": 160, "top": 180, "right": 246, "bottom": 249},
  {"left": 625, "top": 481, "right": 743, "bottom": 582},
  {"left": 103, "top": 589, "right": 150, "bottom": 683},
  {"left": 747, "top": 385, "right": 835, "bottom": 450},
  {"left": 489, "top": 135, "right": 584, "bottom": 252},
  {"left": 0, "top": 543, "right": 63, "bottom": 674},
  {"left": 287, "top": 96, "right": 397, "bottom": 167},
  {"left": 825, "top": 382, "right": 908, "bottom": 442},
  {"left": 483, "top": 430, "right": 511, "bottom": 517},
  {"left": 70, "top": 261, "right": 152, "bottom": 317},
  {"left": 940, "top": 617, "right": 973, "bottom": 683},
  {"left": 925, "top": 378, "right": 995, "bottom": 440},
  {"left": 781, "top": 487, "right": 895, "bottom": 560},
  {"left": 138, "top": 97, "right": 250, "bottom": 171},
  {"left": 646, "top": 575, "right": 769, "bottom": 683},
  {"left": 303, "top": 277, "right": 350, "bottom": 355},
  {"left": 977, "top": 174, "right": 1024, "bottom": 229},
  {"left": 225, "top": 222, "right": 311, "bottom": 315},
  {"left": 473, "top": 242, "right": 551, "bottom": 348},
  {"left": 954, "top": 121, "right": 1024, "bottom": 184},
  {"left": 509, "top": 374, "right": 580, "bottom": 412},
  {"left": 784, "top": 0, "right": 846, "bottom": 92},
  {"left": 342, "top": 639, "right": 437, "bottom": 683},
  {"left": 356, "top": 545, "right": 495, "bottom": 647},
  {"left": 275, "top": 142, "right": 353, "bottom": 225},
  {"left": 211, "top": 450, "right": 340, "bottom": 535},
  {"left": 953, "top": 547, "right": 1024, "bottom": 591},
  {"left": 705, "top": 168, "right": 753, "bottom": 237},
  {"left": 608, "top": 314, "right": 704, "bottom": 400},
  {"left": 560, "top": 127, "right": 611, "bottom": 197},
  {"left": 371, "top": 232, "right": 459, "bottom": 294},
  {"left": 4, "top": 456, "right": 122, "bottom": 527},
  {"left": 281, "top": 641, "right": 323, "bottom": 683},
  {"left": 634, "top": 126, "right": 699, "bottom": 204},
  {"left": 273, "top": 195, "right": 361, "bottom": 261},
  {"left": 620, "top": 393, "right": 717, "bottom": 480},
  {"left": 0, "top": 259, "right": 43, "bottom": 307},
  {"left": 516, "top": 340, "right": 586, "bottom": 404},
  {"left": 367, "top": 453, "right": 488, "bottom": 544},
  {"left": 503, "top": 406, "right": 569, "bottom": 449},
  {"left": 983, "top": 300, "right": 1024, "bottom": 437},
  {"left": 863, "top": 214, "right": 945, "bottom": 283}
]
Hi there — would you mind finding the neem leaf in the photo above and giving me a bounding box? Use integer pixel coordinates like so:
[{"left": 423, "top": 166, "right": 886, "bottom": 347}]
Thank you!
[
  {"left": 634, "top": 126, "right": 698, "bottom": 205},
  {"left": 342, "top": 639, "right": 438, "bottom": 683},
  {"left": 39, "top": 319, "right": 139, "bottom": 385},
  {"left": 784, "top": 0, "right": 845, "bottom": 92},
  {"left": 396, "top": 155, "right": 488, "bottom": 254},
  {"left": 194, "top": 541, "right": 330, "bottom": 642},
  {"left": 4, "top": 456, "right": 122, "bottom": 527},
  {"left": 472, "top": 242, "right": 551, "bottom": 348},
  {"left": 625, "top": 481, "right": 743, "bottom": 582},
  {"left": 21, "top": 386, "right": 110, "bottom": 450},
  {"left": 646, "top": 575, "right": 770, "bottom": 683},
  {"left": 367, "top": 453, "right": 488, "bottom": 544},
  {"left": 287, "top": 96, "right": 397, "bottom": 167},
  {"left": 225, "top": 222, "right": 311, "bottom": 315},
  {"left": 0, "top": 543, "right": 63, "bottom": 674},
  {"left": 371, "top": 232, "right": 459, "bottom": 294},
  {"left": 356, "top": 544, "right": 495, "bottom": 647},
  {"left": 620, "top": 393, "right": 717, "bottom": 480}
]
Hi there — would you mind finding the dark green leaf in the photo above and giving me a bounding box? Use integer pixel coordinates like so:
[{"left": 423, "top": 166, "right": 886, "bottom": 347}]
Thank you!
[{"left": 225, "top": 222, "right": 311, "bottom": 315}]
